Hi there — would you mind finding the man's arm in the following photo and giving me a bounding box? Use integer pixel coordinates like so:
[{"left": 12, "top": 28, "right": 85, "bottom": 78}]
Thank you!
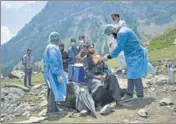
[
  {"left": 48, "top": 47, "right": 63, "bottom": 75},
  {"left": 108, "top": 32, "right": 127, "bottom": 59}
]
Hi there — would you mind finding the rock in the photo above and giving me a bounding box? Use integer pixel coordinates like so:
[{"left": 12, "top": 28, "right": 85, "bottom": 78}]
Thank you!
[
  {"left": 1, "top": 114, "right": 7, "bottom": 118},
  {"left": 15, "top": 116, "right": 46, "bottom": 123},
  {"left": 39, "top": 100, "right": 47, "bottom": 109},
  {"left": 38, "top": 109, "right": 47, "bottom": 117},
  {"left": 22, "top": 111, "right": 30, "bottom": 116},
  {"left": 174, "top": 107, "right": 176, "bottom": 112},
  {"left": 14, "top": 103, "right": 28, "bottom": 116},
  {"left": 137, "top": 109, "right": 148, "bottom": 118},
  {"left": 33, "top": 72, "right": 39, "bottom": 75},
  {"left": 173, "top": 40, "right": 176, "bottom": 45},
  {"left": 131, "top": 120, "right": 142, "bottom": 123},
  {"left": 118, "top": 79, "right": 127, "bottom": 89},
  {"left": 1, "top": 117, "right": 4, "bottom": 122},
  {"left": 1, "top": 74, "right": 4, "bottom": 79},
  {"left": 31, "top": 84, "right": 42, "bottom": 90},
  {"left": 8, "top": 70, "right": 24, "bottom": 79},
  {"left": 28, "top": 106, "right": 39, "bottom": 112},
  {"left": 160, "top": 98, "right": 174, "bottom": 106},
  {"left": 4, "top": 84, "right": 30, "bottom": 92},
  {"left": 155, "top": 75, "right": 168, "bottom": 85},
  {"left": 123, "top": 119, "right": 130, "bottom": 123}
]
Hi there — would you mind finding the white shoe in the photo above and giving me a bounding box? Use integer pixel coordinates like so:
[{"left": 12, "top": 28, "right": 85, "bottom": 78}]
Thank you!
[
  {"left": 100, "top": 102, "right": 116, "bottom": 115},
  {"left": 80, "top": 110, "right": 88, "bottom": 116}
]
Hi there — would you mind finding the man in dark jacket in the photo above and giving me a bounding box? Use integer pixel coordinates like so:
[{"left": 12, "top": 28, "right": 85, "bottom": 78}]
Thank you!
[
  {"left": 59, "top": 43, "right": 69, "bottom": 72},
  {"left": 84, "top": 44, "right": 121, "bottom": 114}
]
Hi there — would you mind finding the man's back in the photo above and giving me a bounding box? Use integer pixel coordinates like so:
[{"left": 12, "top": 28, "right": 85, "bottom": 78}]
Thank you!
[{"left": 118, "top": 27, "right": 142, "bottom": 56}]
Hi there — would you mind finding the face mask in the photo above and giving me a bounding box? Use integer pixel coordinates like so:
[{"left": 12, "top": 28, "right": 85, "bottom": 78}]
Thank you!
[
  {"left": 60, "top": 47, "right": 64, "bottom": 51},
  {"left": 71, "top": 42, "right": 76, "bottom": 47},
  {"left": 114, "top": 20, "right": 119, "bottom": 24}
]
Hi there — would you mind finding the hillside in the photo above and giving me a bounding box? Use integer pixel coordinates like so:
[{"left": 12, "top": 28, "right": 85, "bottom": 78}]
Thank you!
[
  {"left": 1, "top": 1, "right": 176, "bottom": 76},
  {"left": 148, "top": 28, "right": 176, "bottom": 62}
]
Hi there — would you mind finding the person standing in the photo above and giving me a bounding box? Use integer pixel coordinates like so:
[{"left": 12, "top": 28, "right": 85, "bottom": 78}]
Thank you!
[
  {"left": 68, "top": 38, "right": 80, "bottom": 64},
  {"left": 104, "top": 24, "right": 148, "bottom": 101},
  {"left": 43, "top": 32, "right": 67, "bottom": 119},
  {"left": 22, "top": 48, "right": 33, "bottom": 87},
  {"left": 110, "top": 13, "right": 127, "bottom": 72},
  {"left": 59, "top": 43, "right": 69, "bottom": 72}
]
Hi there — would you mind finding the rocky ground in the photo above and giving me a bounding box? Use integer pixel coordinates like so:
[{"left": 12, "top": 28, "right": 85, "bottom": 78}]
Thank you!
[{"left": 1, "top": 62, "right": 176, "bottom": 123}]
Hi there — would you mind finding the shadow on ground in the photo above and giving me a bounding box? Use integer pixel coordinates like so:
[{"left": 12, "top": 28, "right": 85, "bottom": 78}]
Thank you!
[{"left": 117, "top": 97, "right": 156, "bottom": 110}]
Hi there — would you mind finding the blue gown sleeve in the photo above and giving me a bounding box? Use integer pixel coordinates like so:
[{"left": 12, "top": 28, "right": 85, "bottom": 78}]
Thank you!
[
  {"left": 110, "top": 32, "right": 127, "bottom": 58},
  {"left": 48, "top": 47, "right": 63, "bottom": 75}
]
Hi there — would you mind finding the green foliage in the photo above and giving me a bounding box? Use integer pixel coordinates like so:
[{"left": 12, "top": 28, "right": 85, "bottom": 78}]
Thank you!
[{"left": 148, "top": 29, "right": 176, "bottom": 51}]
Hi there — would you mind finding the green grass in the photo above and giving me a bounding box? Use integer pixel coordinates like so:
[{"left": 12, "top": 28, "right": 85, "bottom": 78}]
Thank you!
[
  {"left": 148, "top": 28, "right": 176, "bottom": 62},
  {"left": 7, "top": 116, "right": 28, "bottom": 123},
  {"left": 2, "top": 73, "right": 44, "bottom": 86},
  {"left": 149, "top": 45, "right": 176, "bottom": 62},
  {"left": 148, "top": 28, "right": 176, "bottom": 51}
]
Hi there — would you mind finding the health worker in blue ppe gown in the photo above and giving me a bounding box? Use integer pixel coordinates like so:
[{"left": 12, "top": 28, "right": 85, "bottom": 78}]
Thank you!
[
  {"left": 104, "top": 24, "right": 148, "bottom": 102},
  {"left": 43, "top": 31, "right": 67, "bottom": 119}
]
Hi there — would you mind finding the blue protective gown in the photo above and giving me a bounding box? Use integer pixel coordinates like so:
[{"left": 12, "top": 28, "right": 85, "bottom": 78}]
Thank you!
[
  {"left": 110, "top": 27, "right": 148, "bottom": 79},
  {"left": 43, "top": 43, "right": 67, "bottom": 101}
]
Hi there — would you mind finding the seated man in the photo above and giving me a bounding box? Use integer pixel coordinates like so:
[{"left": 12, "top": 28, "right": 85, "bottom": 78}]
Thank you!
[{"left": 84, "top": 44, "right": 121, "bottom": 112}]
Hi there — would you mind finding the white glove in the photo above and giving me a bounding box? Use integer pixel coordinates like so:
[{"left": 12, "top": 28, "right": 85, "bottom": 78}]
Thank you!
[
  {"left": 103, "top": 55, "right": 109, "bottom": 62},
  {"left": 58, "top": 76, "right": 63, "bottom": 83}
]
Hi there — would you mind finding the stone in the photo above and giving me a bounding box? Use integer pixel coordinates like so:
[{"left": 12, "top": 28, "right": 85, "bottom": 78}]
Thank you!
[
  {"left": 138, "top": 109, "right": 148, "bottom": 118},
  {"left": 174, "top": 107, "right": 176, "bottom": 112},
  {"left": 1, "top": 74, "right": 4, "bottom": 79},
  {"left": 15, "top": 116, "right": 46, "bottom": 123},
  {"left": 31, "top": 84, "right": 42, "bottom": 90},
  {"left": 123, "top": 119, "right": 130, "bottom": 123},
  {"left": 39, "top": 100, "right": 47, "bottom": 109},
  {"left": 1, "top": 117, "right": 4, "bottom": 122},
  {"left": 33, "top": 72, "right": 39, "bottom": 75},
  {"left": 173, "top": 40, "right": 176, "bottom": 45},
  {"left": 4, "top": 84, "right": 30, "bottom": 92},
  {"left": 8, "top": 70, "right": 24, "bottom": 79},
  {"left": 22, "top": 111, "right": 30, "bottom": 116},
  {"left": 1, "top": 114, "right": 7, "bottom": 118},
  {"left": 155, "top": 75, "right": 168, "bottom": 85},
  {"left": 28, "top": 106, "right": 39, "bottom": 112},
  {"left": 160, "top": 98, "right": 174, "bottom": 106},
  {"left": 14, "top": 103, "right": 28, "bottom": 116},
  {"left": 38, "top": 109, "right": 47, "bottom": 117}
]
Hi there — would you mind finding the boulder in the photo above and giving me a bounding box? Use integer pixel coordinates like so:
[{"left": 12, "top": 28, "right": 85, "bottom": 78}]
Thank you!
[
  {"left": 9, "top": 70, "right": 24, "bottom": 79},
  {"left": 160, "top": 98, "right": 174, "bottom": 106},
  {"left": 4, "top": 84, "right": 30, "bottom": 92},
  {"left": 31, "top": 84, "right": 42, "bottom": 90}
]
